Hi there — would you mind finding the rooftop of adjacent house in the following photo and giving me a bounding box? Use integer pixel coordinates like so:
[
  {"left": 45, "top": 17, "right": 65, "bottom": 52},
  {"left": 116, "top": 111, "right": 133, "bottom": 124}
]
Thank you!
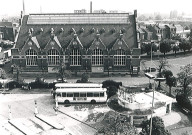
[
  {"left": 165, "top": 24, "right": 176, "bottom": 29},
  {"left": 137, "top": 27, "right": 145, "bottom": 33},
  {"left": 175, "top": 24, "right": 184, "bottom": 32},
  {"left": 0, "top": 22, "right": 13, "bottom": 27},
  {"left": 157, "top": 24, "right": 166, "bottom": 29}
]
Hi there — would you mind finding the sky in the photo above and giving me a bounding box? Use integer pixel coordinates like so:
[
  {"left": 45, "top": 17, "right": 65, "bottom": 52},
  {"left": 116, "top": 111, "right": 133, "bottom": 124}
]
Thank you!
[{"left": 1, "top": 0, "right": 192, "bottom": 17}]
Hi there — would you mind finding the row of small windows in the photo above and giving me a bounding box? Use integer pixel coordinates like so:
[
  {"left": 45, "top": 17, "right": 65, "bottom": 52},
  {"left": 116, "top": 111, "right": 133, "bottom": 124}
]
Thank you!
[
  {"left": 25, "top": 49, "right": 127, "bottom": 66},
  {"left": 57, "top": 92, "right": 105, "bottom": 97}
]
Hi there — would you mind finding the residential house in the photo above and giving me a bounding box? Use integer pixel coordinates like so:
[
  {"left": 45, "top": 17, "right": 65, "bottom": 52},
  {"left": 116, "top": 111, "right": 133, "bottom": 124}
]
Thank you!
[
  {"left": 0, "top": 22, "right": 15, "bottom": 42},
  {"left": 137, "top": 27, "right": 145, "bottom": 48},
  {"left": 164, "top": 24, "right": 176, "bottom": 39}
]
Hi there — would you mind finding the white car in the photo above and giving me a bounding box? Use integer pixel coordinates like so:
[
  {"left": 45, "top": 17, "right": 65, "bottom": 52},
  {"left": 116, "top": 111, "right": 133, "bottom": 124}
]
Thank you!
[{"left": 0, "top": 60, "right": 5, "bottom": 66}]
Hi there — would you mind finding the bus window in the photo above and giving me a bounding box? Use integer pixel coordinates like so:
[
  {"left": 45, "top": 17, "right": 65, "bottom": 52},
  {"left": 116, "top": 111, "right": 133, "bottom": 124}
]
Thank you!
[
  {"left": 74, "top": 93, "right": 79, "bottom": 97},
  {"left": 80, "top": 93, "right": 86, "bottom": 97},
  {"left": 67, "top": 93, "right": 73, "bottom": 97},
  {"left": 62, "top": 92, "right": 66, "bottom": 97},
  {"left": 57, "top": 93, "right": 61, "bottom": 97},
  {"left": 100, "top": 92, "right": 104, "bottom": 97},
  {"left": 94, "top": 93, "right": 99, "bottom": 97},
  {"left": 87, "top": 92, "right": 93, "bottom": 97}
]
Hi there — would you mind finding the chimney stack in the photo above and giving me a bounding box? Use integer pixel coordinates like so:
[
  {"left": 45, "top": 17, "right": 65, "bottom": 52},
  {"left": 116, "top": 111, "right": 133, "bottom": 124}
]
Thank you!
[{"left": 90, "top": 1, "right": 92, "bottom": 13}]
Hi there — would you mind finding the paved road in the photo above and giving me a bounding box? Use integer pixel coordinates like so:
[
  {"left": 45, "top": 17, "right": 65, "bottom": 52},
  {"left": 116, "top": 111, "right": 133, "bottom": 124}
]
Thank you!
[
  {"left": 0, "top": 94, "right": 97, "bottom": 134},
  {"left": 142, "top": 55, "right": 192, "bottom": 76}
]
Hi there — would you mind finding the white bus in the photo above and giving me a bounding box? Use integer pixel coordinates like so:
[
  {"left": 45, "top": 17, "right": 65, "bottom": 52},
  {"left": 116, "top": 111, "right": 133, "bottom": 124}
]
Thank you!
[{"left": 53, "top": 83, "right": 107, "bottom": 104}]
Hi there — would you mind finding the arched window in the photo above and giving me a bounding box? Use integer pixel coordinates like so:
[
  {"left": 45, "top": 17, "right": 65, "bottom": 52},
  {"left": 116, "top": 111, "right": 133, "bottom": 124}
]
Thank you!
[
  {"left": 25, "top": 49, "right": 37, "bottom": 66},
  {"left": 47, "top": 49, "right": 60, "bottom": 65},
  {"left": 70, "top": 49, "right": 81, "bottom": 66},
  {"left": 114, "top": 49, "right": 126, "bottom": 66},
  {"left": 92, "top": 49, "right": 103, "bottom": 66}
]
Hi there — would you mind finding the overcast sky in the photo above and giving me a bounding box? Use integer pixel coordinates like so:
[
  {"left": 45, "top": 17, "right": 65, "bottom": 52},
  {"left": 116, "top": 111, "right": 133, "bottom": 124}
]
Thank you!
[{"left": 1, "top": 0, "right": 192, "bottom": 17}]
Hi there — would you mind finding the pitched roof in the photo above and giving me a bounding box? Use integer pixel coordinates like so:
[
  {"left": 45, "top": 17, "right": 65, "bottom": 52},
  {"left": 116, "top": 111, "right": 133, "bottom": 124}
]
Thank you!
[
  {"left": 137, "top": 27, "right": 144, "bottom": 33},
  {"left": 158, "top": 24, "right": 166, "bottom": 29},
  {"left": 15, "top": 14, "right": 137, "bottom": 50},
  {"left": 165, "top": 24, "right": 175, "bottom": 29}
]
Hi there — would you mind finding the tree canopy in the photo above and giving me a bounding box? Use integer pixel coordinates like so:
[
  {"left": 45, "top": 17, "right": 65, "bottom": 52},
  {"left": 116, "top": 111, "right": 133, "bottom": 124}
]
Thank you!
[
  {"left": 97, "top": 112, "right": 138, "bottom": 135},
  {"left": 177, "top": 64, "right": 192, "bottom": 97},
  {"left": 179, "top": 40, "right": 191, "bottom": 55},
  {"left": 141, "top": 42, "right": 157, "bottom": 55},
  {"left": 140, "top": 116, "right": 171, "bottom": 135},
  {"left": 159, "top": 40, "right": 172, "bottom": 57},
  {"left": 156, "top": 59, "right": 170, "bottom": 89},
  {"left": 53, "top": 61, "right": 71, "bottom": 82}
]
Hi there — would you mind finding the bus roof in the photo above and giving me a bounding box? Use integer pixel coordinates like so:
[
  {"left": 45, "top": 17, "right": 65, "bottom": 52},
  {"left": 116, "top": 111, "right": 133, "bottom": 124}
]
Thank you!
[
  {"left": 55, "top": 88, "right": 106, "bottom": 93},
  {"left": 55, "top": 83, "right": 102, "bottom": 88}
]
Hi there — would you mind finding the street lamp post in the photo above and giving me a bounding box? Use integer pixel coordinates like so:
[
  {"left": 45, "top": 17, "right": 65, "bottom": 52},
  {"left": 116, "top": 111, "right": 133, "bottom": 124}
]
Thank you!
[
  {"left": 150, "top": 42, "right": 153, "bottom": 73},
  {"left": 145, "top": 73, "right": 165, "bottom": 135}
]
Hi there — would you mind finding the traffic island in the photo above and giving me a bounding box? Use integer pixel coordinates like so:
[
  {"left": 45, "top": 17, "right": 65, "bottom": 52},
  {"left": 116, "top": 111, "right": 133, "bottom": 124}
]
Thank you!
[{"left": 35, "top": 114, "right": 64, "bottom": 130}]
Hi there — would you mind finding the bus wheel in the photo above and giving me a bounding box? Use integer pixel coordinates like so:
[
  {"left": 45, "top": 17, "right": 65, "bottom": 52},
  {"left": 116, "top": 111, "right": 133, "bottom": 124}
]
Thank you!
[
  {"left": 91, "top": 100, "right": 96, "bottom": 104},
  {"left": 64, "top": 100, "right": 70, "bottom": 104}
]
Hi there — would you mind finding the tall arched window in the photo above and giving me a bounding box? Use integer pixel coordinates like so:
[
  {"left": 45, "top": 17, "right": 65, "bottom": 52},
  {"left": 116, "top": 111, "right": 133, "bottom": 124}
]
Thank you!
[
  {"left": 47, "top": 49, "right": 60, "bottom": 65},
  {"left": 26, "top": 49, "right": 37, "bottom": 66},
  {"left": 92, "top": 49, "right": 103, "bottom": 66},
  {"left": 70, "top": 49, "right": 81, "bottom": 66},
  {"left": 114, "top": 49, "right": 126, "bottom": 66}
]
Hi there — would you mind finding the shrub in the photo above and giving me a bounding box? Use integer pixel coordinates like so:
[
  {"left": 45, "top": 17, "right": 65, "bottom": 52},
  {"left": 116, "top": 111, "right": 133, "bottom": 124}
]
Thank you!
[
  {"left": 6, "top": 81, "right": 22, "bottom": 90},
  {"left": 176, "top": 94, "right": 192, "bottom": 111},
  {"left": 29, "top": 77, "right": 49, "bottom": 89},
  {"left": 102, "top": 80, "right": 122, "bottom": 89}
]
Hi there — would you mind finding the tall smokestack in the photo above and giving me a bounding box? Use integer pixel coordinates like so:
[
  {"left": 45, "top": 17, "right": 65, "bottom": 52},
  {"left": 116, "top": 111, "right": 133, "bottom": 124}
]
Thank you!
[
  {"left": 90, "top": 1, "right": 92, "bottom": 13},
  {"left": 23, "top": 0, "right": 25, "bottom": 15}
]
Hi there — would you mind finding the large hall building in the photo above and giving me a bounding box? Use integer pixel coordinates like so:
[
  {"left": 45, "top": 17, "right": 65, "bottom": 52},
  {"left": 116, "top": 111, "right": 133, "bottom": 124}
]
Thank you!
[{"left": 11, "top": 11, "right": 141, "bottom": 75}]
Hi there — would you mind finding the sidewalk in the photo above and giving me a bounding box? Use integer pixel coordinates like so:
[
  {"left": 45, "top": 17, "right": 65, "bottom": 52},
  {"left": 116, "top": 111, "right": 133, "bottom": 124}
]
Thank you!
[{"left": 161, "top": 112, "right": 181, "bottom": 127}]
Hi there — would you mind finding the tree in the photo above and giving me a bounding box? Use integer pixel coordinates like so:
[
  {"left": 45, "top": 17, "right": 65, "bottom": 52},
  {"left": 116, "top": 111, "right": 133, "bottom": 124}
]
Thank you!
[
  {"left": 97, "top": 112, "right": 138, "bottom": 135},
  {"left": 166, "top": 76, "right": 176, "bottom": 96},
  {"left": 172, "top": 45, "right": 179, "bottom": 57},
  {"left": 76, "top": 72, "right": 90, "bottom": 83},
  {"left": 162, "top": 70, "right": 173, "bottom": 84},
  {"left": 102, "top": 80, "right": 122, "bottom": 99},
  {"left": 11, "top": 64, "right": 21, "bottom": 82},
  {"left": 0, "top": 68, "right": 7, "bottom": 79},
  {"left": 142, "top": 42, "right": 157, "bottom": 55},
  {"left": 156, "top": 58, "right": 170, "bottom": 89},
  {"left": 140, "top": 116, "right": 171, "bottom": 135},
  {"left": 179, "top": 40, "right": 191, "bottom": 55},
  {"left": 159, "top": 40, "right": 171, "bottom": 57},
  {"left": 177, "top": 64, "right": 192, "bottom": 97},
  {"left": 107, "top": 86, "right": 118, "bottom": 99},
  {"left": 155, "top": 14, "right": 162, "bottom": 20},
  {"left": 137, "top": 14, "right": 148, "bottom": 21},
  {"left": 53, "top": 61, "right": 71, "bottom": 82}
]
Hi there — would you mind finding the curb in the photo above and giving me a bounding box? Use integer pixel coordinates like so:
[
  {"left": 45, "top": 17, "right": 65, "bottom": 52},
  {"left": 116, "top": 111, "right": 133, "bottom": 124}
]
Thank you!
[{"left": 35, "top": 114, "right": 64, "bottom": 130}]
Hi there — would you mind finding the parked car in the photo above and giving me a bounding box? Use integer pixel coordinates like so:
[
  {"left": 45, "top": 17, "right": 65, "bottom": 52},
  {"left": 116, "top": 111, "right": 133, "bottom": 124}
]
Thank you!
[
  {"left": 22, "top": 83, "right": 31, "bottom": 90},
  {"left": 144, "top": 67, "right": 156, "bottom": 72},
  {"left": 53, "top": 78, "right": 67, "bottom": 83}
]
